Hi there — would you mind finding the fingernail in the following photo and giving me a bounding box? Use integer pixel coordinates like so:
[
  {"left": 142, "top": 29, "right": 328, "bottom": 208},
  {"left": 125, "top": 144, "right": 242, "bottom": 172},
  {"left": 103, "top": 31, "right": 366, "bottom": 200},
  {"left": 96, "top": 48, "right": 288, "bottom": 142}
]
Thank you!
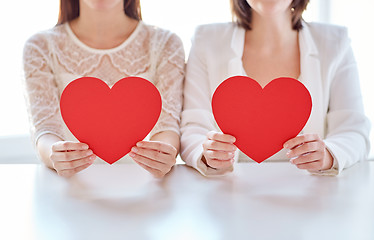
[
  {"left": 90, "top": 155, "right": 96, "bottom": 160},
  {"left": 132, "top": 147, "right": 138, "bottom": 153},
  {"left": 136, "top": 142, "right": 143, "bottom": 147},
  {"left": 88, "top": 150, "right": 93, "bottom": 155},
  {"left": 232, "top": 137, "right": 236, "bottom": 142},
  {"left": 129, "top": 152, "right": 135, "bottom": 157}
]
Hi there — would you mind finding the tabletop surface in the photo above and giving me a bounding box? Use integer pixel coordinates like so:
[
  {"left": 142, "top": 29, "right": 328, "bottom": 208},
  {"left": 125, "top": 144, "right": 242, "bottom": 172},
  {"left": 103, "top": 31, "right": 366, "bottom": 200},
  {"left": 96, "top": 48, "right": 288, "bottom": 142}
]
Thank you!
[{"left": 1, "top": 161, "right": 374, "bottom": 240}]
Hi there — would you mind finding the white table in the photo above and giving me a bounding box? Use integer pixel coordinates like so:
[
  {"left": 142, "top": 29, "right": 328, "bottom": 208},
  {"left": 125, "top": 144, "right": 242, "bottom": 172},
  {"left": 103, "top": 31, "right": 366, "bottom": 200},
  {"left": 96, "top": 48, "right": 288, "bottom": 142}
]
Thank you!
[{"left": 1, "top": 161, "right": 374, "bottom": 240}]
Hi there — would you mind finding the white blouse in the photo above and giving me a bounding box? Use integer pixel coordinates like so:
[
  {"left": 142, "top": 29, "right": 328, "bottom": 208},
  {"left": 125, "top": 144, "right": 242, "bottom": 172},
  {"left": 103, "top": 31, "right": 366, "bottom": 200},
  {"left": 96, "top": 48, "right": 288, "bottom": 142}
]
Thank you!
[
  {"left": 23, "top": 21, "right": 185, "bottom": 163},
  {"left": 180, "top": 22, "right": 371, "bottom": 176}
]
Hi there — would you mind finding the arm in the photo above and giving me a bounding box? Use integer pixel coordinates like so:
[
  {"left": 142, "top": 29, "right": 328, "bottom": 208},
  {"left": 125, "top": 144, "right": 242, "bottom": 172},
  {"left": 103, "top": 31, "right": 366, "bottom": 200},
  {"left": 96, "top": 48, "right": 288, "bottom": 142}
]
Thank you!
[
  {"left": 322, "top": 31, "right": 371, "bottom": 173},
  {"left": 129, "top": 32, "right": 185, "bottom": 178},
  {"left": 180, "top": 26, "right": 236, "bottom": 176},
  {"left": 284, "top": 28, "right": 371, "bottom": 175},
  {"left": 22, "top": 34, "right": 65, "bottom": 146},
  {"left": 23, "top": 34, "right": 95, "bottom": 177}
]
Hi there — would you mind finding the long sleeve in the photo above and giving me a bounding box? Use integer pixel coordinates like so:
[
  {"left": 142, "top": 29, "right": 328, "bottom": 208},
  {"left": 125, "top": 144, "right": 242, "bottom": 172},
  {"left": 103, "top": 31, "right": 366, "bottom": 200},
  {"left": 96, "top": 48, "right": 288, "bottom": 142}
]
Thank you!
[
  {"left": 180, "top": 27, "right": 234, "bottom": 176},
  {"left": 22, "top": 34, "right": 65, "bottom": 145},
  {"left": 322, "top": 31, "right": 371, "bottom": 174},
  {"left": 150, "top": 33, "right": 185, "bottom": 137}
]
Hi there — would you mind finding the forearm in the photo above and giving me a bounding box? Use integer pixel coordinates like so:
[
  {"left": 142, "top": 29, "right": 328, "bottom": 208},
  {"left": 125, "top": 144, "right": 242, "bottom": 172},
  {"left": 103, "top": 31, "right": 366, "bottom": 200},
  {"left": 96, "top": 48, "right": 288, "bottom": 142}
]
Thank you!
[
  {"left": 150, "top": 131, "right": 180, "bottom": 156},
  {"left": 36, "top": 134, "right": 63, "bottom": 169}
]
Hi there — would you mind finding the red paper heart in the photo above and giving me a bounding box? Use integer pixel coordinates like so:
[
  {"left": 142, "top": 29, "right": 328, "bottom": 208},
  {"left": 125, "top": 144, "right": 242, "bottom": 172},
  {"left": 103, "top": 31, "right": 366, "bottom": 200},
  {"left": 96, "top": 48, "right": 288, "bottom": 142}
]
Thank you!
[
  {"left": 212, "top": 76, "right": 312, "bottom": 163},
  {"left": 60, "top": 77, "right": 161, "bottom": 164}
]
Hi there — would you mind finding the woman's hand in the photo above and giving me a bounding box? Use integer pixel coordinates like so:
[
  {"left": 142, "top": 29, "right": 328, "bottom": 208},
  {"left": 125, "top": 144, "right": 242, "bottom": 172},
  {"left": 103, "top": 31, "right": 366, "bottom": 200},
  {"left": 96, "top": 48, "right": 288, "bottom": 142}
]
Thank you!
[
  {"left": 202, "top": 131, "right": 237, "bottom": 170},
  {"left": 129, "top": 141, "right": 177, "bottom": 178},
  {"left": 50, "top": 141, "right": 96, "bottom": 177},
  {"left": 284, "top": 134, "right": 333, "bottom": 171}
]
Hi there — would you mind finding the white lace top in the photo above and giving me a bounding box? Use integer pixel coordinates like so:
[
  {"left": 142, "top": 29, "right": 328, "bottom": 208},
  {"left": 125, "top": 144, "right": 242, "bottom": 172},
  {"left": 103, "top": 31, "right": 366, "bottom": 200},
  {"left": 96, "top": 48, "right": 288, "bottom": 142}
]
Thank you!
[{"left": 23, "top": 21, "right": 185, "bottom": 153}]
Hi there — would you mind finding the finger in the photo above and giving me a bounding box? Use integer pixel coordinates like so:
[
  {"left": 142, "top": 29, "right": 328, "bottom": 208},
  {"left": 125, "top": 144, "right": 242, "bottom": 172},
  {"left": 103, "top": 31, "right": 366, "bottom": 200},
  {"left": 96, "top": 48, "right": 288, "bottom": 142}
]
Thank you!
[
  {"left": 136, "top": 141, "right": 176, "bottom": 155},
  {"left": 130, "top": 152, "right": 170, "bottom": 170},
  {"left": 134, "top": 160, "right": 165, "bottom": 178},
  {"left": 52, "top": 141, "right": 89, "bottom": 152},
  {"left": 53, "top": 155, "right": 96, "bottom": 171},
  {"left": 287, "top": 141, "right": 322, "bottom": 158},
  {"left": 295, "top": 160, "right": 324, "bottom": 171},
  {"left": 130, "top": 147, "right": 172, "bottom": 164},
  {"left": 203, "top": 140, "right": 237, "bottom": 152},
  {"left": 290, "top": 151, "right": 324, "bottom": 165},
  {"left": 283, "top": 134, "right": 320, "bottom": 149},
  {"left": 58, "top": 162, "right": 92, "bottom": 178},
  {"left": 51, "top": 149, "right": 94, "bottom": 162},
  {"left": 207, "top": 158, "right": 234, "bottom": 169},
  {"left": 205, "top": 150, "right": 235, "bottom": 161},
  {"left": 207, "top": 131, "right": 236, "bottom": 143}
]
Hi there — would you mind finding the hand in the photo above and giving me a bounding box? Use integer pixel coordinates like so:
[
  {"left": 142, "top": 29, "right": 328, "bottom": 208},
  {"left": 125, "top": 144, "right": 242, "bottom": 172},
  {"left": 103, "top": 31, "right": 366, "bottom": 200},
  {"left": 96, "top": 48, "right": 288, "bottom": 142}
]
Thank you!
[
  {"left": 50, "top": 141, "right": 96, "bottom": 177},
  {"left": 202, "top": 131, "right": 237, "bottom": 170},
  {"left": 129, "top": 141, "right": 177, "bottom": 178},
  {"left": 284, "top": 134, "right": 333, "bottom": 171}
]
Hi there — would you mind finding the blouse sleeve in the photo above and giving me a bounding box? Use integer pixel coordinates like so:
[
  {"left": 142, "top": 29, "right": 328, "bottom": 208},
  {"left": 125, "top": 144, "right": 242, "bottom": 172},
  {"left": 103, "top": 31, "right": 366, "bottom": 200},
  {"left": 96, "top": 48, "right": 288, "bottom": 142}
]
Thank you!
[
  {"left": 320, "top": 29, "right": 371, "bottom": 175},
  {"left": 150, "top": 32, "right": 185, "bottom": 137},
  {"left": 22, "top": 33, "right": 65, "bottom": 146},
  {"left": 180, "top": 26, "right": 234, "bottom": 176}
]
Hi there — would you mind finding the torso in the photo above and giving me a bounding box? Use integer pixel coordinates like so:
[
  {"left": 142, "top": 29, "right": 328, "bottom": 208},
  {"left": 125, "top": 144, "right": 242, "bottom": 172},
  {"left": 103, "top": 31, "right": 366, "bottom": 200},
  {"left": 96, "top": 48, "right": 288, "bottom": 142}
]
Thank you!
[
  {"left": 23, "top": 22, "right": 185, "bottom": 164},
  {"left": 239, "top": 29, "right": 301, "bottom": 161}
]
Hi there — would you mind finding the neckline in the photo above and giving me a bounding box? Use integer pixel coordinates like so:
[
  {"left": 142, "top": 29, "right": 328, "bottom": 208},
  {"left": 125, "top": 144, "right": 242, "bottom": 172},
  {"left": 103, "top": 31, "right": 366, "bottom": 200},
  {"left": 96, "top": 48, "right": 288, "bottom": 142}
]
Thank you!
[
  {"left": 235, "top": 24, "right": 302, "bottom": 82},
  {"left": 65, "top": 21, "right": 143, "bottom": 54}
]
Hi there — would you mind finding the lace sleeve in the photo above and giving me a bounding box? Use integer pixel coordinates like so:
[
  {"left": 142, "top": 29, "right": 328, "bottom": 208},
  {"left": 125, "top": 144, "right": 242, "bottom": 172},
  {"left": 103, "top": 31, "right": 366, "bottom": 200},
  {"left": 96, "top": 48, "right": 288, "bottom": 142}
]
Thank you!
[
  {"left": 150, "top": 32, "right": 185, "bottom": 137},
  {"left": 23, "top": 33, "right": 65, "bottom": 145}
]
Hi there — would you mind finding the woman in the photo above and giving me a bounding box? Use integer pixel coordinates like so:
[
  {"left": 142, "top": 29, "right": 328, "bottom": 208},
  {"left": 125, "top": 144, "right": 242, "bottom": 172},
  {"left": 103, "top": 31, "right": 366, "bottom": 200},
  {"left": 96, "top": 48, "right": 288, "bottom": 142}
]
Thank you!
[
  {"left": 180, "top": 0, "right": 370, "bottom": 176},
  {"left": 23, "top": 0, "right": 185, "bottom": 178}
]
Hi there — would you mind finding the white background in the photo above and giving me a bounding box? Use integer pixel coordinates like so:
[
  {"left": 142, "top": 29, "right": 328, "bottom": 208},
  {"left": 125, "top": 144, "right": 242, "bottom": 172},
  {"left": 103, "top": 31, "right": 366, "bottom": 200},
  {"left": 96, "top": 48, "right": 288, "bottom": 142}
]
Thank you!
[{"left": 0, "top": 0, "right": 373, "bottom": 160}]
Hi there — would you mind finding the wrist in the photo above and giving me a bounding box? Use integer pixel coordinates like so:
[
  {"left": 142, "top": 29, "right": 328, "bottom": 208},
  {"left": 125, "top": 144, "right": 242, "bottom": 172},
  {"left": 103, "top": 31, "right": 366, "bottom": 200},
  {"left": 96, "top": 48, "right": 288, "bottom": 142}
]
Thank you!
[
  {"left": 201, "top": 155, "right": 216, "bottom": 169},
  {"left": 321, "top": 148, "right": 334, "bottom": 170},
  {"left": 36, "top": 134, "right": 63, "bottom": 170},
  {"left": 201, "top": 155, "right": 234, "bottom": 170}
]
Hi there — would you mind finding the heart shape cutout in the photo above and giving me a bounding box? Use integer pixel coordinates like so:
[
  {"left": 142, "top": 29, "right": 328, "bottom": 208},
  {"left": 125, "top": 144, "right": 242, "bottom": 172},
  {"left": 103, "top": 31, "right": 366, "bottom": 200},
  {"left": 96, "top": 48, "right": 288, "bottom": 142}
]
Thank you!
[
  {"left": 212, "top": 76, "right": 312, "bottom": 163},
  {"left": 60, "top": 77, "right": 162, "bottom": 164}
]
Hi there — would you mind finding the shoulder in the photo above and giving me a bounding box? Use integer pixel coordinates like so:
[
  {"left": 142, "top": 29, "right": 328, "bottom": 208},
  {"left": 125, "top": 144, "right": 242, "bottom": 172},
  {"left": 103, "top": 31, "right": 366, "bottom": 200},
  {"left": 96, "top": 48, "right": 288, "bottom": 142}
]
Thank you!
[
  {"left": 302, "top": 22, "right": 350, "bottom": 51},
  {"left": 140, "top": 22, "right": 185, "bottom": 66},
  {"left": 190, "top": 22, "right": 238, "bottom": 55},
  {"left": 141, "top": 22, "right": 183, "bottom": 49},
  {"left": 193, "top": 22, "right": 237, "bottom": 41},
  {"left": 194, "top": 22, "right": 237, "bottom": 36},
  {"left": 24, "top": 24, "right": 67, "bottom": 55},
  {"left": 305, "top": 22, "right": 348, "bottom": 39}
]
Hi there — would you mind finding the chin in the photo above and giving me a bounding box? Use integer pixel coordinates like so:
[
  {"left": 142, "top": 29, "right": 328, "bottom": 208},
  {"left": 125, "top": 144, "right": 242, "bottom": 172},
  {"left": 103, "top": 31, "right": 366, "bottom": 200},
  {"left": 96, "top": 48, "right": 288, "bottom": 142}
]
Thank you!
[
  {"left": 249, "top": 0, "right": 292, "bottom": 16},
  {"left": 83, "top": 0, "right": 123, "bottom": 11}
]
